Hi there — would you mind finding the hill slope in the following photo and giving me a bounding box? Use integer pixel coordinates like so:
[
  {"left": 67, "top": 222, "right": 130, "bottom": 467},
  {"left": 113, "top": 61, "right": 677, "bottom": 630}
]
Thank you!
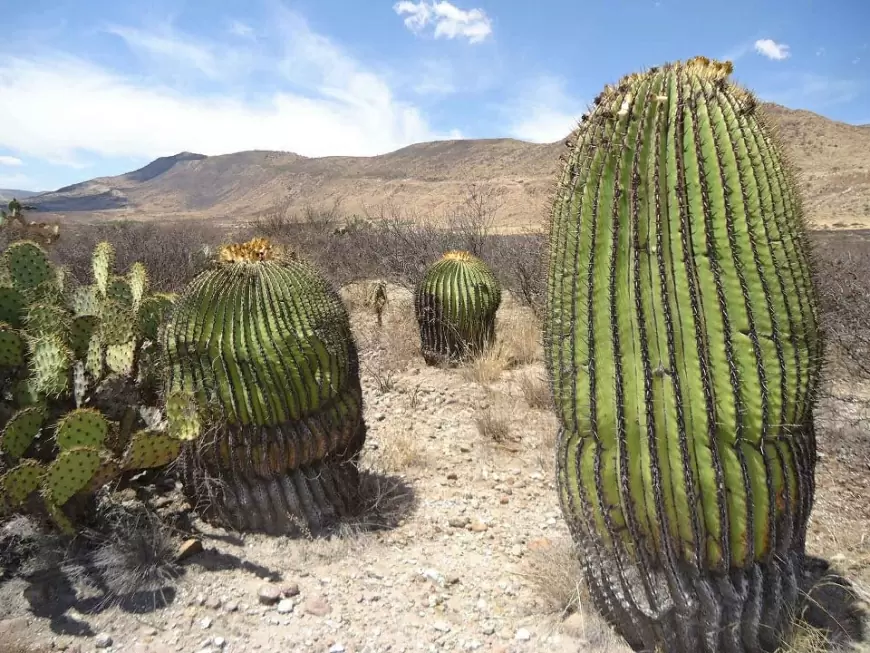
[{"left": 25, "top": 102, "right": 870, "bottom": 230}]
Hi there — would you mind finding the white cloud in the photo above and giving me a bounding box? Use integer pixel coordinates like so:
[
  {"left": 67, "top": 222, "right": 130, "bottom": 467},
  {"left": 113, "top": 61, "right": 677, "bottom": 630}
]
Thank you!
[
  {"left": 0, "top": 11, "right": 455, "bottom": 168},
  {"left": 0, "top": 172, "right": 35, "bottom": 188},
  {"left": 816, "top": 47, "right": 826, "bottom": 57},
  {"left": 754, "top": 38, "right": 791, "bottom": 61},
  {"left": 0, "top": 155, "right": 23, "bottom": 166},
  {"left": 394, "top": 1, "right": 492, "bottom": 44},
  {"left": 504, "top": 76, "right": 585, "bottom": 143},
  {"left": 228, "top": 20, "right": 255, "bottom": 38}
]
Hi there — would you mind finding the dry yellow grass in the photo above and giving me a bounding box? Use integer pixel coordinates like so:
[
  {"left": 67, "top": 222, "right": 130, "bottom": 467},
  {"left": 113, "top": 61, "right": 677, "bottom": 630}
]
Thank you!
[{"left": 519, "top": 371, "right": 551, "bottom": 410}]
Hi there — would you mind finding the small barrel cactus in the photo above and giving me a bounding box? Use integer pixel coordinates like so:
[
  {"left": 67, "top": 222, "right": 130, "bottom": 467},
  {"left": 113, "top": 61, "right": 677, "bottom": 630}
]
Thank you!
[
  {"left": 414, "top": 250, "right": 501, "bottom": 365},
  {"left": 160, "top": 237, "right": 367, "bottom": 536},
  {"left": 543, "top": 57, "right": 823, "bottom": 653}
]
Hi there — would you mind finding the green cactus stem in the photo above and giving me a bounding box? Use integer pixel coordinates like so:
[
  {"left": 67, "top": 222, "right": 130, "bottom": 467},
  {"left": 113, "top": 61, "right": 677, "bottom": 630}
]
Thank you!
[
  {"left": 414, "top": 250, "right": 502, "bottom": 365},
  {"left": 161, "top": 237, "right": 367, "bottom": 536},
  {"left": 542, "top": 56, "right": 823, "bottom": 653}
]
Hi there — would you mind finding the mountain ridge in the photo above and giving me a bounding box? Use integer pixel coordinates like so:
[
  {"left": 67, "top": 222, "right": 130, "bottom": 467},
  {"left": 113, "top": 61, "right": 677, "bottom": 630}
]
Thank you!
[{"left": 23, "top": 102, "right": 870, "bottom": 230}]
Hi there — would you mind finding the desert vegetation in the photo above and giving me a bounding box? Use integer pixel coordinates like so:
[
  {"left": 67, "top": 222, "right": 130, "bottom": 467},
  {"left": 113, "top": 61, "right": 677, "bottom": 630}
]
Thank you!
[{"left": 0, "top": 57, "right": 869, "bottom": 653}]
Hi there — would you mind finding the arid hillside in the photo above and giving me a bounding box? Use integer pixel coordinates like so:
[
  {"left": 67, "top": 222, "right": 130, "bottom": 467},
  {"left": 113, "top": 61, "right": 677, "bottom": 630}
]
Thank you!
[{"left": 23, "top": 102, "right": 870, "bottom": 231}]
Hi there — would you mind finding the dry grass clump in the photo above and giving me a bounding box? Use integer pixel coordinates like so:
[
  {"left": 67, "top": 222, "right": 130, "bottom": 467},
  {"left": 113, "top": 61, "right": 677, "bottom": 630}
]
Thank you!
[
  {"left": 519, "top": 371, "right": 551, "bottom": 410},
  {"left": 475, "top": 408, "right": 511, "bottom": 443},
  {"left": 462, "top": 343, "right": 510, "bottom": 384},
  {"left": 370, "top": 427, "right": 426, "bottom": 472}
]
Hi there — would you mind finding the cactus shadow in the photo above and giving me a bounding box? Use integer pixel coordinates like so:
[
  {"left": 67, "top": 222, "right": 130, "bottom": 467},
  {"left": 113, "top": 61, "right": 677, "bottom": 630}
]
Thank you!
[{"left": 792, "top": 555, "right": 869, "bottom": 650}]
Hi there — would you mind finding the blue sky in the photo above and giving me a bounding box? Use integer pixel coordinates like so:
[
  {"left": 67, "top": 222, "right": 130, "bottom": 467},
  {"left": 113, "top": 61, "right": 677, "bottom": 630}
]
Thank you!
[{"left": 0, "top": 0, "right": 867, "bottom": 192}]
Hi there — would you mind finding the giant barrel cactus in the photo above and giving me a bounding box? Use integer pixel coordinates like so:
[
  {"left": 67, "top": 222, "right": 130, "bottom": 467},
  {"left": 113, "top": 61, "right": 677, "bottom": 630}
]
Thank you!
[
  {"left": 161, "top": 237, "right": 367, "bottom": 536},
  {"left": 542, "top": 57, "right": 823, "bottom": 653},
  {"left": 414, "top": 250, "right": 501, "bottom": 365}
]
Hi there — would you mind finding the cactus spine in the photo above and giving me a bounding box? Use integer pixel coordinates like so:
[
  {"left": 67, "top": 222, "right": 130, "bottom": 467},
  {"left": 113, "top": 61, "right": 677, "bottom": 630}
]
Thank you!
[
  {"left": 542, "top": 57, "right": 823, "bottom": 653},
  {"left": 414, "top": 250, "right": 501, "bottom": 365},
  {"left": 161, "top": 237, "right": 367, "bottom": 535}
]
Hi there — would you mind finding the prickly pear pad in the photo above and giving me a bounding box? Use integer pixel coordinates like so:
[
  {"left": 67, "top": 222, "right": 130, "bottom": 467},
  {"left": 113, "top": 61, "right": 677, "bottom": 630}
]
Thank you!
[
  {"left": 1, "top": 406, "right": 46, "bottom": 458},
  {"left": 45, "top": 447, "right": 102, "bottom": 505},
  {"left": 0, "top": 460, "right": 45, "bottom": 506},
  {"left": 55, "top": 408, "right": 109, "bottom": 450},
  {"left": 121, "top": 430, "right": 182, "bottom": 470},
  {"left": 3, "top": 241, "right": 53, "bottom": 292},
  {"left": 0, "top": 286, "right": 25, "bottom": 326},
  {"left": 0, "top": 322, "right": 24, "bottom": 366}
]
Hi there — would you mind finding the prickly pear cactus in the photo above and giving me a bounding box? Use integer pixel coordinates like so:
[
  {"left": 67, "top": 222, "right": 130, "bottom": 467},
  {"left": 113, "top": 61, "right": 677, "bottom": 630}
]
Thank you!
[
  {"left": 543, "top": 57, "right": 823, "bottom": 653},
  {"left": 161, "top": 237, "right": 368, "bottom": 536},
  {"left": 0, "top": 239, "right": 181, "bottom": 533},
  {"left": 0, "top": 407, "right": 182, "bottom": 533},
  {"left": 414, "top": 250, "right": 501, "bottom": 365}
]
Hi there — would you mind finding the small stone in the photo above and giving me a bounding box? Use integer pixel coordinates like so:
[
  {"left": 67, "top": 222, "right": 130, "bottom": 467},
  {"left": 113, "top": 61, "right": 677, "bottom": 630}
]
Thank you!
[
  {"left": 140, "top": 627, "right": 158, "bottom": 637},
  {"left": 204, "top": 596, "right": 222, "bottom": 610},
  {"left": 433, "top": 622, "right": 451, "bottom": 633},
  {"left": 94, "top": 633, "right": 113, "bottom": 648},
  {"left": 515, "top": 628, "right": 531, "bottom": 641},
  {"left": 212, "top": 637, "right": 226, "bottom": 648},
  {"left": 258, "top": 584, "right": 281, "bottom": 605},
  {"left": 448, "top": 517, "right": 469, "bottom": 528},
  {"left": 200, "top": 617, "right": 212, "bottom": 630},
  {"left": 276, "top": 599, "right": 294, "bottom": 614},
  {"left": 467, "top": 519, "right": 488, "bottom": 532},
  {"left": 223, "top": 601, "right": 239, "bottom": 613},
  {"left": 176, "top": 538, "right": 204, "bottom": 562},
  {"left": 482, "top": 624, "right": 495, "bottom": 636},
  {"left": 446, "top": 472, "right": 458, "bottom": 480},
  {"left": 499, "top": 496, "right": 509, "bottom": 504},
  {"left": 329, "top": 645, "right": 346, "bottom": 653},
  {"left": 281, "top": 582, "right": 300, "bottom": 597},
  {"left": 302, "top": 597, "right": 331, "bottom": 616}
]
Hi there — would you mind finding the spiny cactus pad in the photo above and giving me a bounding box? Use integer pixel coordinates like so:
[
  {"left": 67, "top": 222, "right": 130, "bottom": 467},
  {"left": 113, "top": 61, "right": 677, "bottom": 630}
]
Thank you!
[
  {"left": 28, "top": 334, "right": 72, "bottom": 396},
  {"left": 45, "top": 447, "right": 101, "bottom": 505},
  {"left": 0, "top": 322, "right": 24, "bottom": 367},
  {"left": 121, "top": 430, "right": 182, "bottom": 470},
  {"left": 69, "top": 315, "right": 100, "bottom": 359},
  {"left": 3, "top": 241, "right": 53, "bottom": 292},
  {"left": 1, "top": 460, "right": 45, "bottom": 506},
  {"left": 138, "top": 293, "right": 175, "bottom": 341},
  {"left": 414, "top": 250, "right": 501, "bottom": 364},
  {"left": 1, "top": 406, "right": 46, "bottom": 458},
  {"left": 128, "top": 262, "right": 148, "bottom": 311},
  {"left": 543, "top": 56, "right": 822, "bottom": 653},
  {"left": 92, "top": 241, "right": 114, "bottom": 297},
  {"left": 55, "top": 408, "right": 109, "bottom": 450},
  {"left": 0, "top": 286, "right": 25, "bottom": 326},
  {"left": 162, "top": 237, "right": 367, "bottom": 535}
]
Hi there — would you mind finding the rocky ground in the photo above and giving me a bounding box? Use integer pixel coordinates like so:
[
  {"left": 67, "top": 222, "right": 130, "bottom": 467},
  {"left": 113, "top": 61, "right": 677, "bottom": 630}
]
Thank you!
[{"left": 1, "top": 284, "right": 869, "bottom": 653}]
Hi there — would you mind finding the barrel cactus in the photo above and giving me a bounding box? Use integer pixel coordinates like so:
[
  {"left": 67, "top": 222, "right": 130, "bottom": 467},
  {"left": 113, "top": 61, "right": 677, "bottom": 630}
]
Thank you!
[
  {"left": 160, "top": 237, "right": 367, "bottom": 536},
  {"left": 0, "top": 239, "right": 181, "bottom": 533},
  {"left": 414, "top": 250, "right": 501, "bottom": 365},
  {"left": 542, "top": 57, "right": 823, "bottom": 653}
]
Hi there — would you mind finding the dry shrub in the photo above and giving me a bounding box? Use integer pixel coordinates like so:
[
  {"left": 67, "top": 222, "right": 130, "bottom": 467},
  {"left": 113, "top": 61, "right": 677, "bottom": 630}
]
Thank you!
[
  {"left": 519, "top": 371, "right": 551, "bottom": 410},
  {"left": 521, "top": 536, "right": 585, "bottom": 616},
  {"left": 497, "top": 305, "right": 542, "bottom": 367},
  {"left": 462, "top": 344, "right": 510, "bottom": 385},
  {"left": 372, "top": 427, "right": 425, "bottom": 472},
  {"left": 475, "top": 408, "right": 510, "bottom": 443}
]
